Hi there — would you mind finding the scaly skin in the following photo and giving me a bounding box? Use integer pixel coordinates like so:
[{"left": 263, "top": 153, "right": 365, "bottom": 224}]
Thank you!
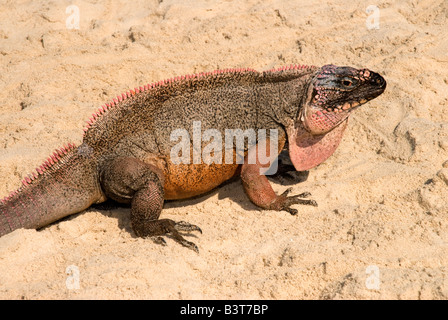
[{"left": 0, "top": 64, "right": 386, "bottom": 252}]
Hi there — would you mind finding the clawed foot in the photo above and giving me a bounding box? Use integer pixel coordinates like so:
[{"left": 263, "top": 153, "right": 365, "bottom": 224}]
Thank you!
[
  {"left": 150, "top": 220, "right": 202, "bottom": 253},
  {"left": 271, "top": 187, "right": 318, "bottom": 215}
]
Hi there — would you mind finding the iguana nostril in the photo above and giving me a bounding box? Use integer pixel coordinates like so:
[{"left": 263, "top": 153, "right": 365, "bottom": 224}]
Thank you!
[{"left": 370, "top": 72, "right": 385, "bottom": 86}]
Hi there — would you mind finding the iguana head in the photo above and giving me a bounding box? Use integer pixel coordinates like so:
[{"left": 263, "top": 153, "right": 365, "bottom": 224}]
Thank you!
[
  {"left": 287, "top": 64, "right": 386, "bottom": 171},
  {"left": 300, "top": 64, "right": 386, "bottom": 135}
]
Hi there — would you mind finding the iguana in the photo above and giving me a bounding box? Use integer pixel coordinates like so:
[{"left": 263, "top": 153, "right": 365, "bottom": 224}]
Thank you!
[{"left": 0, "top": 64, "right": 386, "bottom": 252}]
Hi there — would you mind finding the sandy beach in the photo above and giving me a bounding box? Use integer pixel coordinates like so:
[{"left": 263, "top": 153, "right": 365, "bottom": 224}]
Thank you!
[{"left": 0, "top": 0, "right": 447, "bottom": 299}]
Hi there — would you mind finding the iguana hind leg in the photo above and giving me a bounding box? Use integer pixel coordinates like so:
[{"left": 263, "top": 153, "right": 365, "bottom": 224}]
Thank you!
[{"left": 100, "top": 156, "right": 201, "bottom": 252}]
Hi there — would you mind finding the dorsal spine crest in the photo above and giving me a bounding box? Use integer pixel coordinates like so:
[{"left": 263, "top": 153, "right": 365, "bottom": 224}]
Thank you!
[{"left": 0, "top": 143, "right": 77, "bottom": 204}]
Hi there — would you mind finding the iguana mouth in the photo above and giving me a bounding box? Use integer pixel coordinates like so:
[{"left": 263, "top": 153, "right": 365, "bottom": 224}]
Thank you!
[{"left": 310, "top": 94, "right": 367, "bottom": 110}]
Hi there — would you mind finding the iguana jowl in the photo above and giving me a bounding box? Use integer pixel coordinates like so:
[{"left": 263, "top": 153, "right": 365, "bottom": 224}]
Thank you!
[{"left": 0, "top": 64, "right": 386, "bottom": 251}]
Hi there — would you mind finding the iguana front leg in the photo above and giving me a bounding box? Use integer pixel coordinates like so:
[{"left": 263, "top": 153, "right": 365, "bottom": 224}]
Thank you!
[
  {"left": 100, "top": 157, "right": 201, "bottom": 252},
  {"left": 240, "top": 140, "right": 317, "bottom": 215}
]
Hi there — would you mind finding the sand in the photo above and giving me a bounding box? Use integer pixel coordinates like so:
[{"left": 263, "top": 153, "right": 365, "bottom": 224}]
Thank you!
[{"left": 0, "top": 0, "right": 447, "bottom": 299}]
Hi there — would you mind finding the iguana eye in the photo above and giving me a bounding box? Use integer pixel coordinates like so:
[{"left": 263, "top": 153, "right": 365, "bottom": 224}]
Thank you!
[{"left": 342, "top": 79, "right": 353, "bottom": 87}]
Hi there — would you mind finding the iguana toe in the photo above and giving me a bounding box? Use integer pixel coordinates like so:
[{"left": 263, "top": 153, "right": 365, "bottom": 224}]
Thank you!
[
  {"left": 270, "top": 187, "right": 318, "bottom": 215},
  {"left": 296, "top": 191, "right": 312, "bottom": 198},
  {"left": 150, "top": 236, "right": 167, "bottom": 246},
  {"left": 179, "top": 239, "right": 200, "bottom": 253},
  {"left": 174, "top": 221, "right": 202, "bottom": 234},
  {"left": 163, "top": 219, "right": 201, "bottom": 253}
]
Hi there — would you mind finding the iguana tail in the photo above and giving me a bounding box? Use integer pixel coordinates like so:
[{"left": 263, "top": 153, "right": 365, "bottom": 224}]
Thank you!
[{"left": 0, "top": 143, "right": 102, "bottom": 237}]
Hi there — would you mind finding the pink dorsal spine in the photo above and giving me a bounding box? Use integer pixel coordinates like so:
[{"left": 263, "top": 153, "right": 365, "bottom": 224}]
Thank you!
[
  {"left": 0, "top": 142, "right": 75, "bottom": 204},
  {"left": 15, "top": 143, "right": 76, "bottom": 188}
]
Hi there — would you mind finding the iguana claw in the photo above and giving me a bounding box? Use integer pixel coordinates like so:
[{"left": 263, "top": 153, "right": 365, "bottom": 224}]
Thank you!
[
  {"left": 175, "top": 221, "right": 203, "bottom": 234},
  {"left": 174, "top": 221, "right": 202, "bottom": 253},
  {"left": 147, "top": 219, "right": 202, "bottom": 253},
  {"left": 272, "top": 187, "right": 318, "bottom": 215}
]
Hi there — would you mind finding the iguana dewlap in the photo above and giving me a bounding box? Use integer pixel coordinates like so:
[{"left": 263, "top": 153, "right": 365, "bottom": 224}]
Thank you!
[{"left": 0, "top": 64, "right": 386, "bottom": 252}]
